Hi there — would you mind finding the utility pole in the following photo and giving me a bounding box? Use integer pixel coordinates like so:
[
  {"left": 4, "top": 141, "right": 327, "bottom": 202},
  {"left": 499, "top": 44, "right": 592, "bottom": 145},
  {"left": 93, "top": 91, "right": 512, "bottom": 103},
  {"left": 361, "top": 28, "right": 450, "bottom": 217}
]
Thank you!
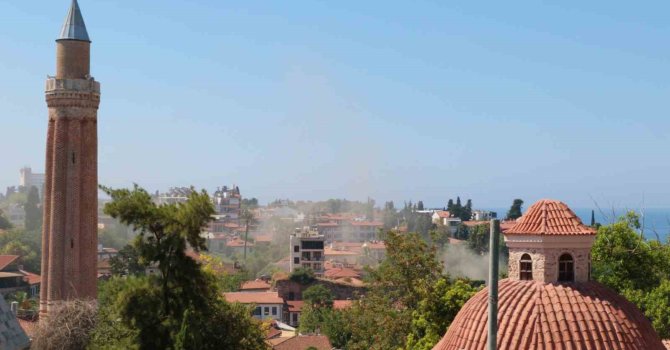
[{"left": 488, "top": 219, "right": 500, "bottom": 350}]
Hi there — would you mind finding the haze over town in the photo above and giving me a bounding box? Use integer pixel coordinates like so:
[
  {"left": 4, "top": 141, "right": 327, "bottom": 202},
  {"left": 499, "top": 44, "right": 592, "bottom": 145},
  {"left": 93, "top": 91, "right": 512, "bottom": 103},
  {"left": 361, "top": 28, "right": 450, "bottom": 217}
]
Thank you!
[
  {"left": 1, "top": 2, "right": 670, "bottom": 349},
  {"left": 2, "top": 1, "right": 670, "bottom": 208}
]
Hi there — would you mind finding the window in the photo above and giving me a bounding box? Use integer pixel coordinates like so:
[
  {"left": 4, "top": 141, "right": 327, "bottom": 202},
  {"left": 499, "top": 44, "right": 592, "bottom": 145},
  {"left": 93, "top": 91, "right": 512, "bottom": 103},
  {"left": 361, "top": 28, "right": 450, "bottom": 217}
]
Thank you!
[
  {"left": 253, "top": 307, "right": 261, "bottom": 316},
  {"left": 558, "top": 253, "right": 574, "bottom": 282},
  {"left": 292, "top": 313, "right": 298, "bottom": 324},
  {"left": 272, "top": 307, "right": 277, "bottom": 315},
  {"left": 264, "top": 307, "right": 270, "bottom": 316},
  {"left": 519, "top": 253, "right": 533, "bottom": 281},
  {"left": 288, "top": 292, "right": 295, "bottom": 301},
  {"left": 294, "top": 245, "right": 300, "bottom": 253},
  {"left": 294, "top": 257, "right": 300, "bottom": 264},
  {"left": 301, "top": 241, "right": 324, "bottom": 250}
]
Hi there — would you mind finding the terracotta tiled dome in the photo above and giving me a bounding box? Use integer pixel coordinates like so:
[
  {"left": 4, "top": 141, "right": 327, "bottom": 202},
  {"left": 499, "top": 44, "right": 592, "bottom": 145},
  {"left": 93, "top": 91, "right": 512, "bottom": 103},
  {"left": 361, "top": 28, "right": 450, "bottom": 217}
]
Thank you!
[
  {"left": 433, "top": 279, "right": 665, "bottom": 350},
  {"left": 505, "top": 199, "right": 596, "bottom": 236}
]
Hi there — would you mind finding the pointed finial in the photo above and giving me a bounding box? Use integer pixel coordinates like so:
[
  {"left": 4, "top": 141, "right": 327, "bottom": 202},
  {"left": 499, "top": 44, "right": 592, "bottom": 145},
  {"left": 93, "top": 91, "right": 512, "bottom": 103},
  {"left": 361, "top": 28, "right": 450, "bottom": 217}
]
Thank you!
[{"left": 58, "top": 0, "right": 90, "bottom": 42}]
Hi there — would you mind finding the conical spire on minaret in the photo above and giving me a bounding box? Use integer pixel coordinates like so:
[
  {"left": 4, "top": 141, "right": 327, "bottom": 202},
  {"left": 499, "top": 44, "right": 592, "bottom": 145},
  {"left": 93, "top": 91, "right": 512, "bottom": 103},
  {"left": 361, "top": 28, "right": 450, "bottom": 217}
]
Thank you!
[{"left": 58, "top": 0, "right": 90, "bottom": 42}]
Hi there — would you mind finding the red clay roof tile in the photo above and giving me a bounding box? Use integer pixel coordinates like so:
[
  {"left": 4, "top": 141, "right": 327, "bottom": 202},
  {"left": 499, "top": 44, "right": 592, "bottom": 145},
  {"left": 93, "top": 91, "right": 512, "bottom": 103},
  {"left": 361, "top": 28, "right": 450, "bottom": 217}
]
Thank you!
[
  {"left": 0, "top": 255, "right": 19, "bottom": 271},
  {"left": 433, "top": 279, "right": 664, "bottom": 350},
  {"left": 505, "top": 199, "right": 596, "bottom": 236},
  {"left": 224, "top": 292, "right": 283, "bottom": 304},
  {"left": 271, "top": 335, "right": 332, "bottom": 350}
]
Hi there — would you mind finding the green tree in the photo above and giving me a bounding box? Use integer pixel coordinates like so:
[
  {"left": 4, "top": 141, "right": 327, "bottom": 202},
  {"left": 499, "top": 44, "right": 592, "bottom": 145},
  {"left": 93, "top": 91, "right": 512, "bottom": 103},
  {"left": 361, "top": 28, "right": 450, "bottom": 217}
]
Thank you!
[
  {"left": 289, "top": 267, "right": 316, "bottom": 285},
  {"left": 321, "top": 309, "right": 353, "bottom": 348},
  {"left": 641, "top": 279, "right": 670, "bottom": 338},
  {"left": 405, "top": 278, "right": 479, "bottom": 350},
  {"left": 99, "top": 228, "right": 129, "bottom": 250},
  {"left": 23, "top": 186, "right": 42, "bottom": 231},
  {"left": 382, "top": 201, "right": 397, "bottom": 230},
  {"left": 241, "top": 198, "right": 259, "bottom": 209},
  {"left": 0, "top": 209, "right": 12, "bottom": 230},
  {"left": 240, "top": 208, "right": 255, "bottom": 261},
  {"left": 98, "top": 185, "right": 265, "bottom": 349},
  {"left": 591, "top": 212, "right": 661, "bottom": 292},
  {"left": 109, "top": 244, "right": 145, "bottom": 276},
  {"left": 303, "top": 284, "right": 334, "bottom": 308},
  {"left": 591, "top": 212, "right": 670, "bottom": 337},
  {"left": 344, "top": 231, "right": 444, "bottom": 349},
  {"left": 506, "top": 199, "right": 524, "bottom": 220}
]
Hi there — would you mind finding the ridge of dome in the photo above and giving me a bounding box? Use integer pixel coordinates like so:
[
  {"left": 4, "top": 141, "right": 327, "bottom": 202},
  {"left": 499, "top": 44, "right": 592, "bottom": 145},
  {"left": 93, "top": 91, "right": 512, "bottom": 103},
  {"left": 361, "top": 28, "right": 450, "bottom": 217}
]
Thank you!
[{"left": 433, "top": 279, "right": 664, "bottom": 350}]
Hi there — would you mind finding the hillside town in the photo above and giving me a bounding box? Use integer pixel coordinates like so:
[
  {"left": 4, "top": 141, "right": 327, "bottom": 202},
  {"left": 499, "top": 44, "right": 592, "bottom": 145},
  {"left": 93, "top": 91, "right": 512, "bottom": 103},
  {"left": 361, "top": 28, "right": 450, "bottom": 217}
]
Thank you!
[{"left": 1, "top": 1, "right": 670, "bottom": 350}]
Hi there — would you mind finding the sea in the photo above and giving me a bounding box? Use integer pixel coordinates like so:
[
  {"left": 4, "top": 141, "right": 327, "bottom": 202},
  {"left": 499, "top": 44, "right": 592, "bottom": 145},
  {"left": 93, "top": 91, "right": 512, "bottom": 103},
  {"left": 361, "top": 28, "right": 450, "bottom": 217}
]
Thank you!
[{"left": 484, "top": 207, "right": 670, "bottom": 242}]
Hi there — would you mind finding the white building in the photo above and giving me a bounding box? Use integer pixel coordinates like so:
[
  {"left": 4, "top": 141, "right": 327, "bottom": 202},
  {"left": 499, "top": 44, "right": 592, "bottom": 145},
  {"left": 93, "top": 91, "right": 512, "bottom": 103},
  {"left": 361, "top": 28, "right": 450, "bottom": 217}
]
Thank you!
[
  {"left": 431, "top": 210, "right": 461, "bottom": 234},
  {"left": 471, "top": 210, "right": 497, "bottom": 221},
  {"left": 19, "top": 167, "right": 45, "bottom": 198},
  {"left": 224, "top": 292, "right": 284, "bottom": 321},
  {"left": 289, "top": 228, "right": 325, "bottom": 277}
]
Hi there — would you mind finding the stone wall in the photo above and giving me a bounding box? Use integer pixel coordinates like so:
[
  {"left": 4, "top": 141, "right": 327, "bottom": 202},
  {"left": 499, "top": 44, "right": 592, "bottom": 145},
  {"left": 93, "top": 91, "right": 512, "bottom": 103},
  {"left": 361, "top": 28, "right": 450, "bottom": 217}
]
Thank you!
[{"left": 508, "top": 247, "right": 591, "bottom": 283}]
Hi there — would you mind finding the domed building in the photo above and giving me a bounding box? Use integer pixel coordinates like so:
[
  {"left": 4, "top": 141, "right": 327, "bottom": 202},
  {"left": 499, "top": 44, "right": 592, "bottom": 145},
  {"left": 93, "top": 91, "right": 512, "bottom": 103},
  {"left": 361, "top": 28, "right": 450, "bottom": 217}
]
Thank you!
[{"left": 433, "top": 199, "right": 665, "bottom": 350}]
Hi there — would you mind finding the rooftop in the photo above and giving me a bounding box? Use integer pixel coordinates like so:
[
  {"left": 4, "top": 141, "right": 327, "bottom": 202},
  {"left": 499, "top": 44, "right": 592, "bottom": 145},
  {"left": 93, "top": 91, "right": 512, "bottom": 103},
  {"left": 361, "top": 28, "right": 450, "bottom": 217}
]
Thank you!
[
  {"left": 434, "top": 279, "right": 664, "bottom": 350},
  {"left": 240, "top": 279, "right": 272, "bottom": 291},
  {"left": 58, "top": 0, "right": 90, "bottom": 42},
  {"left": 224, "top": 292, "right": 283, "bottom": 304},
  {"left": 270, "top": 334, "right": 332, "bottom": 350},
  {"left": 0, "top": 255, "right": 19, "bottom": 271},
  {"left": 505, "top": 199, "right": 596, "bottom": 236}
]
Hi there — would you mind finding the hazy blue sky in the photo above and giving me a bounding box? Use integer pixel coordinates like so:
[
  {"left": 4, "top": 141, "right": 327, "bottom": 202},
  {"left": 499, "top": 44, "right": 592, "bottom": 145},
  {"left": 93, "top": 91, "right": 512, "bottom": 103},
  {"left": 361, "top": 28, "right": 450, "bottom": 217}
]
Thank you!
[{"left": 1, "top": 1, "right": 669, "bottom": 208}]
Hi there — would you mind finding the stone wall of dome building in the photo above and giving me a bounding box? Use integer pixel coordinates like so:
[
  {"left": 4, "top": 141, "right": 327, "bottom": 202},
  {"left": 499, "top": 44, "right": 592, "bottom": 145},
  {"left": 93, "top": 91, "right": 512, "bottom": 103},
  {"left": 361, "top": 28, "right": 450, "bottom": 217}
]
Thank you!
[{"left": 508, "top": 247, "right": 592, "bottom": 283}]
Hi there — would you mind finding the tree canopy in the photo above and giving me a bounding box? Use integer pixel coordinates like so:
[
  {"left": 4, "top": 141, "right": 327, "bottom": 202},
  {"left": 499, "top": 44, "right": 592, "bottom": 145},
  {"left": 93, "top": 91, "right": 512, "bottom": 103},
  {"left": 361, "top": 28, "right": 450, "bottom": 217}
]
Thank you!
[
  {"left": 96, "top": 185, "right": 266, "bottom": 349},
  {"left": 506, "top": 199, "right": 524, "bottom": 220},
  {"left": 592, "top": 212, "right": 670, "bottom": 338}
]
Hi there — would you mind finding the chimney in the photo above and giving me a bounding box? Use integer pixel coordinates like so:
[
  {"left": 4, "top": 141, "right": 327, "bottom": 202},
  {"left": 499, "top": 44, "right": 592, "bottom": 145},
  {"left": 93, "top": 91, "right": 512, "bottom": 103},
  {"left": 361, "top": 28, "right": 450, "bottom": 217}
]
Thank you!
[{"left": 10, "top": 301, "right": 18, "bottom": 315}]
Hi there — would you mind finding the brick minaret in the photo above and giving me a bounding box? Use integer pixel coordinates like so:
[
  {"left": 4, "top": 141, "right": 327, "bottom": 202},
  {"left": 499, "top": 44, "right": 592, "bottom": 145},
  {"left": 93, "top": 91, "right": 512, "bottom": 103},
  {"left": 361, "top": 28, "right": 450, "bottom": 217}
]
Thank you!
[{"left": 40, "top": 0, "right": 99, "bottom": 316}]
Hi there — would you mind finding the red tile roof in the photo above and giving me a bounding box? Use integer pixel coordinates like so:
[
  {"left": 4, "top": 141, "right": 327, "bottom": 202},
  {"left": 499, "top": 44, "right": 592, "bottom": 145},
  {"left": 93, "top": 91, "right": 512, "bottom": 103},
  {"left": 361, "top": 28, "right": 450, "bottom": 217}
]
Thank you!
[
  {"left": 350, "top": 221, "right": 383, "bottom": 227},
  {"left": 324, "top": 248, "right": 359, "bottom": 256},
  {"left": 286, "top": 300, "right": 304, "bottom": 313},
  {"left": 226, "top": 239, "right": 254, "bottom": 247},
  {"left": 462, "top": 220, "right": 488, "bottom": 227},
  {"left": 0, "top": 255, "right": 19, "bottom": 271},
  {"left": 364, "top": 241, "right": 385, "bottom": 250},
  {"left": 254, "top": 234, "right": 273, "bottom": 243},
  {"left": 434, "top": 211, "right": 452, "bottom": 219},
  {"left": 316, "top": 222, "right": 339, "bottom": 227},
  {"left": 265, "top": 326, "right": 282, "bottom": 340},
  {"left": 19, "top": 270, "right": 40, "bottom": 285},
  {"left": 505, "top": 199, "right": 596, "bottom": 236},
  {"left": 271, "top": 335, "right": 332, "bottom": 350},
  {"left": 333, "top": 300, "right": 353, "bottom": 309},
  {"left": 224, "top": 292, "right": 284, "bottom": 304},
  {"left": 334, "top": 277, "right": 365, "bottom": 286},
  {"left": 324, "top": 267, "right": 361, "bottom": 279},
  {"left": 240, "top": 279, "right": 272, "bottom": 291},
  {"left": 433, "top": 279, "right": 665, "bottom": 350}
]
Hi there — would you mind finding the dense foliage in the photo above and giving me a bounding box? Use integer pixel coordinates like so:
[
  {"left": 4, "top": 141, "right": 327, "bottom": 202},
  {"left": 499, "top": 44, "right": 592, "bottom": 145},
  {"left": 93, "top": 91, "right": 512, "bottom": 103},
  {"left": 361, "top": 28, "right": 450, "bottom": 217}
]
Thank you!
[
  {"left": 592, "top": 212, "right": 670, "bottom": 338},
  {"left": 94, "top": 185, "right": 266, "bottom": 349},
  {"left": 506, "top": 199, "right": 524, "bottom": 220},
  {"left": 316, "top": 231, "right": 481, "bottom": 350}
]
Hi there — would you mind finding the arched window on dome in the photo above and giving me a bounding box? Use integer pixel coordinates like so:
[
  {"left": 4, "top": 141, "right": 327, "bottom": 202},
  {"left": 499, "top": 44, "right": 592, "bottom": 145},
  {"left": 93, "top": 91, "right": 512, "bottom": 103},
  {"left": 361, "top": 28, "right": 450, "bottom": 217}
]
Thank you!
[
  {"left": 519, "top": 253, "right": 533, "bottom": 280},
  {"left": 558, "top": 253, "right": 574, "bottom": 282}
]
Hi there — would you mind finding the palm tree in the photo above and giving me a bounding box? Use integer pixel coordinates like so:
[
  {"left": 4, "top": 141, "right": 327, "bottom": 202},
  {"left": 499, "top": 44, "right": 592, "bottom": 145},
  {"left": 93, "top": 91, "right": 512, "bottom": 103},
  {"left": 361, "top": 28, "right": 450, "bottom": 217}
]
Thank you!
[{"left": 240, "top": 208, "right": 255, "bottom": 261}]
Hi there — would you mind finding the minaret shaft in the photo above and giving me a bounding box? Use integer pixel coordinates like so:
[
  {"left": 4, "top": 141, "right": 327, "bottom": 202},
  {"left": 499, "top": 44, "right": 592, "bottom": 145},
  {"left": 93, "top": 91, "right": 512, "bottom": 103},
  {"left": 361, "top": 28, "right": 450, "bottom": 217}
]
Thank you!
[{"left": 40, "top": 0, "right": 99, "bottom": 316}]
